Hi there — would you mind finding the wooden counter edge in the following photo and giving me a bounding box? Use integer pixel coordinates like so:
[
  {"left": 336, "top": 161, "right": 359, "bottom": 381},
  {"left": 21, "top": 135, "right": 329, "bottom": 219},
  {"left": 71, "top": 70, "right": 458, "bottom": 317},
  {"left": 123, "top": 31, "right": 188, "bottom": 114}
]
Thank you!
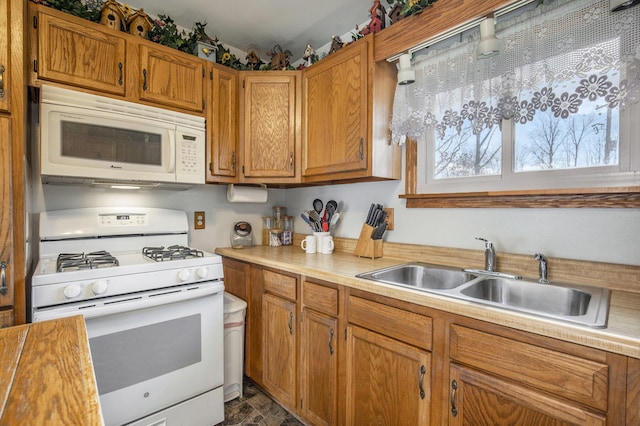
[{"left": 0, "top": 316, "right": 103, "bottom": 425}]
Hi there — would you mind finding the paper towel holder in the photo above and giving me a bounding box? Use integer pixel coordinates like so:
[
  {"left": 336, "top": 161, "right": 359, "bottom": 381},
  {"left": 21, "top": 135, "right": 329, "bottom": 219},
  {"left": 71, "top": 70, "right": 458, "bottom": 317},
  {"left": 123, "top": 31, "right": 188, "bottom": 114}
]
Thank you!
[{"left": 227, "top": 184, "right": 268, "bottom": 203}]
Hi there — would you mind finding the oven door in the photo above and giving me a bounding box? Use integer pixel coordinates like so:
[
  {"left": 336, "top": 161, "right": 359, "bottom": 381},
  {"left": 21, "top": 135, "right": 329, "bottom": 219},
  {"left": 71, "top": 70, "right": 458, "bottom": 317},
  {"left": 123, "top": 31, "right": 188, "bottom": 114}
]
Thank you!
[{"left": 34, "top": 282, "right": 224, "bottom": 426}]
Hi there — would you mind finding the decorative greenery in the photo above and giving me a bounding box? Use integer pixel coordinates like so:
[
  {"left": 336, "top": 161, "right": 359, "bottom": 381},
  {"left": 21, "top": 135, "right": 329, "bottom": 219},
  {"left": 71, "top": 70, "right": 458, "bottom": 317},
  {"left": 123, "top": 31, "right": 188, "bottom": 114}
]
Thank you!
[
  {"left": 387, "top": 0, "right": 438, "bottom": 17},
  {"left": 31, "top": 0, "right": 102, "bottom": 22}
]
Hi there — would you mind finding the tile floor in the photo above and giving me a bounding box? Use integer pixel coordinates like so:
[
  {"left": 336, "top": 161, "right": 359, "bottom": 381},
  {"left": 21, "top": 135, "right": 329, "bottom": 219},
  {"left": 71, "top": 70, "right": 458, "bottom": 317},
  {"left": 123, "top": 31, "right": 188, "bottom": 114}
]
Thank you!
[{"left": 219, "top": 377, "right": 306, "bottom": 426}]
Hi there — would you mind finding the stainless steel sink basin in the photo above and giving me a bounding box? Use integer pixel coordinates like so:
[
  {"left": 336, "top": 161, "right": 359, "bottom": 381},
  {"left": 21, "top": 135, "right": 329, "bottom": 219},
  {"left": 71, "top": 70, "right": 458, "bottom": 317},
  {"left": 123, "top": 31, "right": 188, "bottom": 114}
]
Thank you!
[
  {"left": 356, "top": 262, "right": 475, "bottom": 291},
  {"left": 460, "top": 278, "right": 591, "bottom": 316},
  {"left": 356, "top": 263, "right": 611, "bottom": 328}
]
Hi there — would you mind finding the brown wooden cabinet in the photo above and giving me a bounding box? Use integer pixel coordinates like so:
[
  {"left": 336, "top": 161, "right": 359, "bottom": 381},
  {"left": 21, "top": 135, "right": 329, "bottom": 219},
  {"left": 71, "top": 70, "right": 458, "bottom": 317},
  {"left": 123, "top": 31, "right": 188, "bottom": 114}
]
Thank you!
[
  {"left": 29, "top": 3, "right": 206, "bottom": 114},
  {"left": 0, "top": 0, "right": 9, "bottom": 113},
  {"left": 0, "top": 116, "right": 11, "bottom": 315},
  {"left": 30, "top": 6, "right": 126, "bottom": 96},
  {"left": 262, "top": 269, "right": 298, "bottom": 411},
  {"left": 300, "top": 281, "right": 341, "bottom": 426},
  {"left": 219, "top": 254, "right": 637, "bottom": 426},
  {"left": 239, "top": 71, "right": 301, "bottom": 183},
  {"left": 628, "top": 357, "right": 640, "bottom": 426},
  {"left": 301, "top": 35, "right": 401, "bottom": 183},
  {"left": 446, "top": 323, "right": 624, "bottom": 425},
  {"left": 207, "top": 64, "right": 238, "bottom": 182},
  {"left": 137, "top": 44, "right": 205, "bottom": 112},
  {"left": 345, "top": 294, "right": 432, "bottom": 425}
]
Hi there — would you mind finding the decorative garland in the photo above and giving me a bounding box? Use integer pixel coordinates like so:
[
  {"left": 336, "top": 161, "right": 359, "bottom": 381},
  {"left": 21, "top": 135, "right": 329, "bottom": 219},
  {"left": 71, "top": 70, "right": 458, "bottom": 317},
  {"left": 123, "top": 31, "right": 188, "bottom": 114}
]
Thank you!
[{"left": 29, "top": 0, "right": 438, "bottom": 70}]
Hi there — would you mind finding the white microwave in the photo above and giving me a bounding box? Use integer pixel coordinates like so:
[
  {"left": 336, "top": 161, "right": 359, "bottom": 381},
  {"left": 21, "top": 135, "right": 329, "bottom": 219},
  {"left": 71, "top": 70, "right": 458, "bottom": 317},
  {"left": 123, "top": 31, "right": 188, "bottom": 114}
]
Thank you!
[{"left": 39, "top": 85, "right": 206, "bottom": 188}]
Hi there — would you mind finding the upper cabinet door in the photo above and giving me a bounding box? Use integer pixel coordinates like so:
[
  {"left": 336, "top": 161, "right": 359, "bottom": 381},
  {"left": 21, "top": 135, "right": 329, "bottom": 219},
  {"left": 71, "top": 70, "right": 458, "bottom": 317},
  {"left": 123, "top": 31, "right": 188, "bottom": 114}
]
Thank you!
[
  {"left": 0, "top": 0, "right": 9, "bottom": 112},
  {"left": 34, "top": 8, "right": 126, "bottom": 96},
  {"left": 207, "top": 64, "right": 238, "bottom": 182},
  {"left": 302, "top": 39, "right": 369, "bottom": 177},
  {"left": 138, "top": 44, "right": 205, "bottom": 112},
  {"left": 239, "top": 71, "right": 300, "bottom": 183}
]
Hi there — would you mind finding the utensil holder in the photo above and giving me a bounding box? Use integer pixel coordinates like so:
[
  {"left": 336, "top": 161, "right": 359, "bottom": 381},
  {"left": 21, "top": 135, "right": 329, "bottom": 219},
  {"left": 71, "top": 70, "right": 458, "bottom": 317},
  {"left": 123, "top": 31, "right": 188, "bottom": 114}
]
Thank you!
[{"left": 354, "top": 224, "right": 383, "bottom": 259}]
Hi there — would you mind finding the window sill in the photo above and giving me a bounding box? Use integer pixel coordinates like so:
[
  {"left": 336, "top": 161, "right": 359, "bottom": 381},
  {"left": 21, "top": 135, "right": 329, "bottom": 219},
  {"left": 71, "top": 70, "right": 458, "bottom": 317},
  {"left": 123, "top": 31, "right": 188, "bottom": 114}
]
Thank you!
[{"left": 400, "top": 187, "right": 640, "bottom": 208}]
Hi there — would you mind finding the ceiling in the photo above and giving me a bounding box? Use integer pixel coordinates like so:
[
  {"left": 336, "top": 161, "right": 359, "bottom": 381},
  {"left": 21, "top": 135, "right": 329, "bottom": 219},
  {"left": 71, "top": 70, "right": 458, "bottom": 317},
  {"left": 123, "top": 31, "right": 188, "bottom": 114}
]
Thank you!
[{"left": 128, "top": 0, "right": 376, "bottom": 61}]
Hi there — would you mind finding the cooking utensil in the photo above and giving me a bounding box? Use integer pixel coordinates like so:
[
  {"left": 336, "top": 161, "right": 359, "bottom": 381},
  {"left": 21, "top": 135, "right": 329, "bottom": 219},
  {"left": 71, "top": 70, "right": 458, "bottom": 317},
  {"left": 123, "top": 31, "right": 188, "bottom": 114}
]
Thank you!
[
  {"left": 300, "top": 213, "right": 315, "bottom": 231},
  {"left": 325, "top": 200, "right": 338, "bottom": 224},
  {"left": 313, "top": 199, "right": 323, "bottom": 215}
]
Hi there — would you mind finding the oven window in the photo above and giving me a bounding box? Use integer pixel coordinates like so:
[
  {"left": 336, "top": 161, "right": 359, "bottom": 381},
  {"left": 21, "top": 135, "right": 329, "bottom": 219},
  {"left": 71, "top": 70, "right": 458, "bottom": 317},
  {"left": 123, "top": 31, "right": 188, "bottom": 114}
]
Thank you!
[
  {"left": 89, "top": 314, "right": 201, "bottom": 395},
  {"left": 61, "top": 121, "right": 162, "bottom": 166}
]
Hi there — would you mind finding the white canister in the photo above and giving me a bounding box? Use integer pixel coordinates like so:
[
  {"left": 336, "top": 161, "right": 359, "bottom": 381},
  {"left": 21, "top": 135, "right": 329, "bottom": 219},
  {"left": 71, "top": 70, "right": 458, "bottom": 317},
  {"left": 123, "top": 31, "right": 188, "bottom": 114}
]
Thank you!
[
  {"left": 301, "top": 235, "right": 317, "bottom": 254},
  {"left": 313, "top": 231, "right": 330, "bottom": 251}
]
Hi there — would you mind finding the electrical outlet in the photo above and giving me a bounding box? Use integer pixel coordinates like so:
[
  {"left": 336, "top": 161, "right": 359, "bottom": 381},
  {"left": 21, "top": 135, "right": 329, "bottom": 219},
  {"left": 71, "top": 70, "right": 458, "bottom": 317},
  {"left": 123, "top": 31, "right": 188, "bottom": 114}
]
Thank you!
[
  {"left": 383, "top": 208, "right": 394, "bottom": 230},
  {"left": 194, "top": 211, "right": 206, "bottom": 229}
]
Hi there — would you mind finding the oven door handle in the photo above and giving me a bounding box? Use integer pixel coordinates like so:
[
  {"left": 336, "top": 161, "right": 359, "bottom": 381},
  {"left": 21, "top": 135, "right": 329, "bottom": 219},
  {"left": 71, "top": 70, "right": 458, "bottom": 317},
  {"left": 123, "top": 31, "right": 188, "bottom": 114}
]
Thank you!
[{"left": 33, "top": 282, "right": 224, "bottom": 322}]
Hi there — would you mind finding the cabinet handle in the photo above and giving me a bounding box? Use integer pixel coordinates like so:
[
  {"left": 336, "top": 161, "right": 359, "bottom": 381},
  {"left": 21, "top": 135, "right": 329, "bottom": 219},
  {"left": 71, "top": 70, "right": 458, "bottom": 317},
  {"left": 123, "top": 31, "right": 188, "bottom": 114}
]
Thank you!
[
  {"left": 118, "top": 62, "right": 123, "bottom": 86},
  {"left": 0, "top": 64, "right": 5, "bottom": 99},
  {"left": 328, "top": 328, "right": 334, "bottom": 355},
  {"left": 359, "top": 138, "right": 364, "bottom": 160},
  {"left": 0, "top": 261, "right": 7, "bottom": 295},
  {"left": 142, "top": 69, "right": 148, "bottom": 91},
  {"left": 289, "top": 152, "right": 294, "bottom": 170},
  {"left": 450, "top": 380, "right": 458, "bottom": 417},
  {"left": 288, "top": 311, "right": 293, "bottom": 335},
  {"left": 231, "top": 151, "right": 236, "bottom": 170},
  {"left": 419, "top": 365, "right": 426, "bottom": 400}
]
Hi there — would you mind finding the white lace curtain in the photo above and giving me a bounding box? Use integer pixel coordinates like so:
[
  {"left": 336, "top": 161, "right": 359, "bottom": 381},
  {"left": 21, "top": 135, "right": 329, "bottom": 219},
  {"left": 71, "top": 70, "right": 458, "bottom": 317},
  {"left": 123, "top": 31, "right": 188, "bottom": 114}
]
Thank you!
[{"left": 390, "top": 0, "right": 640, "bottom": 144}]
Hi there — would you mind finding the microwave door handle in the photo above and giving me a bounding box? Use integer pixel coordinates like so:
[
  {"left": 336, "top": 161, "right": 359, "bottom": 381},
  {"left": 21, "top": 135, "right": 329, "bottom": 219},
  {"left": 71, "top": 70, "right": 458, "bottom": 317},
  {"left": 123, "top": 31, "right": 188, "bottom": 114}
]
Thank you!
[{"left": 168, "top": 131, "right": 176, "bottom": 173}]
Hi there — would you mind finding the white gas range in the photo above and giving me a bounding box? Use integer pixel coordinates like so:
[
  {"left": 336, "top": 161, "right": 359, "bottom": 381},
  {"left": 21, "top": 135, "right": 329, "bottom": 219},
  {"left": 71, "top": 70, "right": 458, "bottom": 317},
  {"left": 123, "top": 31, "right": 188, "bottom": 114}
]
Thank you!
[{"left": 31, "top": 207, "right": 225, "bottom": 426}]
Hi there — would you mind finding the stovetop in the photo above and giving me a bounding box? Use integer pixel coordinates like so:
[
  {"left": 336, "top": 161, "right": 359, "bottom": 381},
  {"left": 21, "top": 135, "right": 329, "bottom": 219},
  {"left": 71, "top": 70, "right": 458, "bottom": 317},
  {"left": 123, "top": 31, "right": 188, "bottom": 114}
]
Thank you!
[{"left": 33, "top": 248, "right": 222, "bottom": 286}]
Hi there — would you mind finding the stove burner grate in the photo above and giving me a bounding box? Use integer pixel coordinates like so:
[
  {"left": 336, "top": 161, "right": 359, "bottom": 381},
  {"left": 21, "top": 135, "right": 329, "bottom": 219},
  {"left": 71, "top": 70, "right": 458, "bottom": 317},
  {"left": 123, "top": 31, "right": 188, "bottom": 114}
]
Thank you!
[
  {"left": 143, "top": 245, "right": 204, "bottom": 262},
  {"left": 57, "top": 251, "right": 119, "bottom": 272}
]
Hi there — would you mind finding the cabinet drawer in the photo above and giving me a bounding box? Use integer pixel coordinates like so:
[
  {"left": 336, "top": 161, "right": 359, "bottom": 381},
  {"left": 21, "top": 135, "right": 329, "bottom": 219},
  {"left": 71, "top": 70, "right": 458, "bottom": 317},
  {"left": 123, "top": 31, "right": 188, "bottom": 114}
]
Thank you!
[
  {"left": 347, "top": 295, "right": 432, "bottom": 351},
  {"left": 263, "top": 269, "right": 297, "bottom": 300},
  {"left": 449, "top": 324, "right": 608, "bottom": 411},
  {"left": 303, "top": 281, "right": 338, "bottom": 316}
]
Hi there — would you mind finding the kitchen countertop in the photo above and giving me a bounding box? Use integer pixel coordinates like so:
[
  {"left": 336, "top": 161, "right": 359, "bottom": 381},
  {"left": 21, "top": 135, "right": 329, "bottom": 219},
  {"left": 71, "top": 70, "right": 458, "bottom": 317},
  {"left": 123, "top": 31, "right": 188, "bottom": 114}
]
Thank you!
[
  {"left": 0, "top": 315, "right": 103, "bottom": 425},
  {"left": 216, "top": 245, "right": 640, "bottom": 359}
]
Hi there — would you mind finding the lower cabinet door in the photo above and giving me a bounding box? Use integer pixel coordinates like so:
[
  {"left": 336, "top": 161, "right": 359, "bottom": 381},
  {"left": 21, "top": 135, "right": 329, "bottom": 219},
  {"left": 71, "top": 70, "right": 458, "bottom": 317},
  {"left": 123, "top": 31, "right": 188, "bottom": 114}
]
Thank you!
[
  {"left": 448, "top": 364, "right": 606, "bottom": 425},
  {"left": 300, "top": 309, "right": 338, "bottom": 426},
  {"left": 345, "top": 324, "right": 430, "bottom": 426},
  {"left": 262, "top": 293, "right": 297, "bottom": 410}
]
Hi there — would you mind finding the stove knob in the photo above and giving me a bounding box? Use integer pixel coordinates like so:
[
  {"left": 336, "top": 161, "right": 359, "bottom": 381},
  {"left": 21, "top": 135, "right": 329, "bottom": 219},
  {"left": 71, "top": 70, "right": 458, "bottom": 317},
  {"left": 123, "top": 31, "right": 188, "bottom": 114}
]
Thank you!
[
  {"left": 63, "top": 284, "right": 82, "bottom": 300},
  {"left": 92, "top": 280, "right": 108, "bottom": 295},
  {"left": 196, "top": 266, "right": 209, "bottom": 279},
  {"left": 178, "top": 269, "right": 191, "bottom": 282}
]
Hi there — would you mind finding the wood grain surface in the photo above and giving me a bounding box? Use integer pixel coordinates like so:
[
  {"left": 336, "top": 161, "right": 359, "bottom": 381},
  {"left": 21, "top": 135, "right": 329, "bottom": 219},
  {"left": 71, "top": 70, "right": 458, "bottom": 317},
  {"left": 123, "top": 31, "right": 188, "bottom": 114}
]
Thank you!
[{"left": 0, "top": 316, "right": 102, "bottom": 425}]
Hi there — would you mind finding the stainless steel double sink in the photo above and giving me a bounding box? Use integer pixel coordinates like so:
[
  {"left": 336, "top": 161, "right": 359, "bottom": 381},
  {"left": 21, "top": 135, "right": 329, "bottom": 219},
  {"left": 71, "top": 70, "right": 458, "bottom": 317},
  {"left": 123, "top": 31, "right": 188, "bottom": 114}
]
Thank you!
[{"left": 356, "top": 262, "right": 610, "bottom": 328}]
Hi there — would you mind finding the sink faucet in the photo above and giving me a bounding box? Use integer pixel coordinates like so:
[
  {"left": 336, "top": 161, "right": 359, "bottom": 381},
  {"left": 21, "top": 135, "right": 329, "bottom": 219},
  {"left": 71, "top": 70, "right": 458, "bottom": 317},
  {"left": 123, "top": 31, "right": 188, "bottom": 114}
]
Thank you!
[
  {"left": 475, "top": 237, "right": 496, "bottom": 272},
  {"left": 534, "top": 253, "right": 549, "bottom": 283}
]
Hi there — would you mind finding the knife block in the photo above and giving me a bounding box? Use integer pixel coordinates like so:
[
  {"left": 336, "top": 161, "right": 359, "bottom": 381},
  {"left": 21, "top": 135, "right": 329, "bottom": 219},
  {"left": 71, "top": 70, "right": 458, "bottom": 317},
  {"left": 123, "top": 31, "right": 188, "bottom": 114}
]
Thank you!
[{"left": 354, "top": 224, "right": 383, "bottom": 259}]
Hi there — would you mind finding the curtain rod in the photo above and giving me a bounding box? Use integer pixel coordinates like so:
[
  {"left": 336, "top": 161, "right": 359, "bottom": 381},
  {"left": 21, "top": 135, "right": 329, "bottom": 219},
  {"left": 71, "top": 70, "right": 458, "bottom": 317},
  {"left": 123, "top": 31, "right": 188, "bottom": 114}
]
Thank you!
[{"left": 386, "top": 0, "right": 537, "bottom": 62}]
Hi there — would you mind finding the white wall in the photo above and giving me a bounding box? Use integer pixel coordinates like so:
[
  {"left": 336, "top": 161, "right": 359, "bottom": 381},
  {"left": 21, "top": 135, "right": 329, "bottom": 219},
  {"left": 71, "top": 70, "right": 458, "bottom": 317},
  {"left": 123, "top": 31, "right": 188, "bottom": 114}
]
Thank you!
[
  {"left": 32, "top": 183, "right": 285, "bottom": 254},
  {"left": 284, "top": 153, "right": 640, "bottom": 267},
  {"left": 33, "top": 169, "right": 640, "bottom": 267}
]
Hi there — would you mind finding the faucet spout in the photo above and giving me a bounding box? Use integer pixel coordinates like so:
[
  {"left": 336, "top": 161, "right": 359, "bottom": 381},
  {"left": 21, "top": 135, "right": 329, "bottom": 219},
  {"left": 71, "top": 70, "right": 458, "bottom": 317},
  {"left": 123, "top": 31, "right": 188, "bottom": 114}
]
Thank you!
[
  {"left": 475, "top": 237, "right": 496, "bottom": 272},
  {"left": 534, "top": 253, "right": 549, "bottom": 283}
]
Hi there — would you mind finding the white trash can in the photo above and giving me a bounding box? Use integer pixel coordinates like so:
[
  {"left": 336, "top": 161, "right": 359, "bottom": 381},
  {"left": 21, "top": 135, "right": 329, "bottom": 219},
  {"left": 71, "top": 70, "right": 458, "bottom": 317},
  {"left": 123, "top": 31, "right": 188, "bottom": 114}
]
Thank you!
[{"left": 223, "top": 292, "right": 247, "bottom": 402}]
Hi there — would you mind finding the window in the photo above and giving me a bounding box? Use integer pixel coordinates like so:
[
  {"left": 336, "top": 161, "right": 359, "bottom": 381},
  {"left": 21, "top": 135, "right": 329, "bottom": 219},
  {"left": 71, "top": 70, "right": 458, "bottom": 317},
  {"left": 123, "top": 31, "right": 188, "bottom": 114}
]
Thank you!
[{"left": 391, "top": 0, "right": 640, "bottom": 202}]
